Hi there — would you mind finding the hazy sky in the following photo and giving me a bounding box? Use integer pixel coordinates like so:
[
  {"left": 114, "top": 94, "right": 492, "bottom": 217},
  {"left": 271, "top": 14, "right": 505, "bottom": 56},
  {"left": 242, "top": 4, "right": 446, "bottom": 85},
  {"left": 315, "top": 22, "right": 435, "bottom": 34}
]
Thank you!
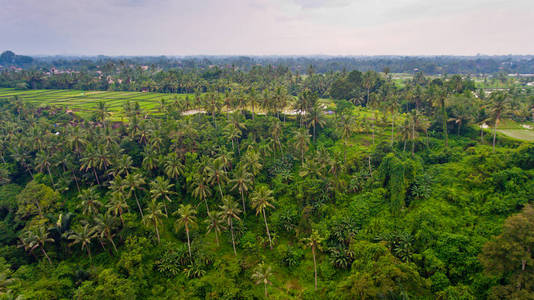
[{"left": 1, "top": 0, "right": 533, "bottom": 56}]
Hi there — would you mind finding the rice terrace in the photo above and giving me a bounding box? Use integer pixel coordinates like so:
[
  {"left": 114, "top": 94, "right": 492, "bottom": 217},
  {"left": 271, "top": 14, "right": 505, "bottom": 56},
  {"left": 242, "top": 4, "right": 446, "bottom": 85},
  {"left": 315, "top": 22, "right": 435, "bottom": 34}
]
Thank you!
[{"left": 0, "top": 88, "right": 192, "bottom": 120}]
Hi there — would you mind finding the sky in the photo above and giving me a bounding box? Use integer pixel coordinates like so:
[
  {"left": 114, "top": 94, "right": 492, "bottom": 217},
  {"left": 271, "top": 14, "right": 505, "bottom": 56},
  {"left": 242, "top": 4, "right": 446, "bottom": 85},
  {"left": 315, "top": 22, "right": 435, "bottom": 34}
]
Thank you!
[{"left": 1, "top": 0, "right": 533, "bottom": 56}]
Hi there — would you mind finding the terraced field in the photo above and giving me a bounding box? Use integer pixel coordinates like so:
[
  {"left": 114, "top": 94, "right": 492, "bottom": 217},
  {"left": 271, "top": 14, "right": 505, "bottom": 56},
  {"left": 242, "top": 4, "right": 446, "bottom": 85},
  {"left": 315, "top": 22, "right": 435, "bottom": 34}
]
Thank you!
[{"left": 0, "top": 88, "right": 192, "bottom": 120}]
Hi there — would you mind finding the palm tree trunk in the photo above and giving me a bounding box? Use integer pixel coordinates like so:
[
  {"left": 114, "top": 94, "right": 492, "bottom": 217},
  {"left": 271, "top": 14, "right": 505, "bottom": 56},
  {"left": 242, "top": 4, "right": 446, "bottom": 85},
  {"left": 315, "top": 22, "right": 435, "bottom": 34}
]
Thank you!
[
  {"left": 230, "top": 219, "right": 237, "bottom": 256},
  {"left": 134, "top": 192, "right": 144, "bottom": 218},
  {"left": 93, "top": 168, "right": 100, "bottom": 185},
  {"left": 215, "top": 230, "right": 220, "bottom": 246},
  {"left": 186, "top": 226, "right": 192, "bottom": 259},
  {"left": 163, "top": 202, "right": 168, "bottom": 216},
  {"left": 108, "top": 234, "right": 118, "bottom": 253},
  {"left": 264, "top": 282, "right": 268, "bottom": 298},
  {"left": 312, "top": 247, "right": 317, "bottom": 290},
  {"left": 241, "top": 190, "right": 246, "bottom": 216},
  {"left": 154, "top": 220, "right": 160, "bottom": 244},
  {"left": 391, "top": 114, "right": 395, "bottom": 146},
  {"left": 47, "top": 166, "right": 55, "bottom": 186},
  {"left": 204, "top": 197, "right": 210, "bottom": 215},
  {"left": 87, "top": 247, "right": 92, "bottom": 261},
  {"left": 218, "top": 182, "right": 224, "bottom": 199},
  {"left": 41, "top": 247, "right": 52, "bottom": 265},
  {"left": 493, "top": 121, "right": 497, "bottom": 153},
  {"left": 262, "top": 209, "right": 272, "bottom": 249},
  {"left": 73, "top": 171, "right": 81, "bottom": 193}
]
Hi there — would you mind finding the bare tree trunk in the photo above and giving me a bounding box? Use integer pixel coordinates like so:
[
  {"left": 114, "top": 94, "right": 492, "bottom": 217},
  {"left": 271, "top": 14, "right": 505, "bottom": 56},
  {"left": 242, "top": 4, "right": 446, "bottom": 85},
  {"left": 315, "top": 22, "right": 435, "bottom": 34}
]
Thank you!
[
  {"left": 134, "top": 192, "right": 144, "bottom": 218},
  {"left": 154, "top": 221, "right": 160, "bottom": 244},
  {"left": 230, "top": 219, "right": 237, "bottom": 256},
  {"left": 93, "top": 168, "right": 100, "bottom": 185},
  {"left": 241, "top": 190, "right": 246, "bottom": 216},
  {"left": 41, "top": 247, "right": 52, "bottom": 265},
  {"left": 186, "top": 226, "right": 192, "bottom": 258},
  {"left": 262, "top": 209, "right": 272, "bottom": 249}
]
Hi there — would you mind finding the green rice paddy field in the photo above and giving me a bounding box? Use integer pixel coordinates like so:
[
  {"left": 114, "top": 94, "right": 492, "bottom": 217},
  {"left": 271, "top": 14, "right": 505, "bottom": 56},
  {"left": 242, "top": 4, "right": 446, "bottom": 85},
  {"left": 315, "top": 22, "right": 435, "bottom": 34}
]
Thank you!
[{"left": 0, "top": 88, "right": 191, "bottom": 120}]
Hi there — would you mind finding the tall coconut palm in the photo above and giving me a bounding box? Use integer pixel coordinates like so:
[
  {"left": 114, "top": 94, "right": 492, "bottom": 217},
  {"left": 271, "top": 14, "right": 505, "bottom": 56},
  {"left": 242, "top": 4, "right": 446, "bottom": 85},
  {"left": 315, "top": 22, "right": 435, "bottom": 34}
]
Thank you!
[
  {"left": 338, "top": 114, "right": 355, "bottom": 163},
  {"left": 174, "top": 204, "right": 197, "bottom": 259},
  {"left": 205, "top": 211, "right": 224, "bottom": 246},
  {"left": 293, "top": 128, "right": 311, "bottom": 163},
  {"left": 163, "top": 152, "right": 184, "bottom": 180},
  {"left": 488, "top": 91, "right": 510, "bottom": 153},
  {"left": 219, "top": 196, "right": 242, "bottom": 256},
  {"left": 150, "top": 176, "right": 175, "bottom": 215},
  {"left": 68, "top": 224, "right": 97, "bottom": 260},
  {"left": 430, "top": 84, "right": 449, "bottom": 147},
  {"left": 251, "top": 261, "right": 273, "bottom": 298},
  {"left": 106, "top": 191, "right": 129, "bottom": 226},
  {"left": 77, "top": 187, "right": 103, "bottom": 216},
  {"left": 22, "top": 225, "right": 54, "bottom": 264},
  {"left": 307, "top": 103, "right": 326, "bottom": 141},
  {"left": 108, "top": 154, "right": 135, "bottom": 177},
  {"left": 242, "top": 148, "right": 262, "bottom": 176},
  {"left": 191, "top": 174, "right": 212, "bottom": 215},
  {"left": 302, "top": 230, "right": 324, "bottom": 291},
  {"left": 270, "top": 119, "right": 284, "bottom": 155},
  {"left": 124, "top": 173, "right": 146, "bottom": 218},
  {"left": 35, "top": 150, "right": 55, "bottom": 186},
  {"left": 94, "top": 213, "right": 119, "bottom": 253},
  {"left": 250, "top": 186, "right": 275, "bottom": 249},
  {"left": 205, "top": 158, "right": 228, "bottom": 199},
  {"left": 142, "top": 199, "right": 167, "bottom": 244},
  {"left": 230, "top": 167, "right": 253, "bottom": 215}
]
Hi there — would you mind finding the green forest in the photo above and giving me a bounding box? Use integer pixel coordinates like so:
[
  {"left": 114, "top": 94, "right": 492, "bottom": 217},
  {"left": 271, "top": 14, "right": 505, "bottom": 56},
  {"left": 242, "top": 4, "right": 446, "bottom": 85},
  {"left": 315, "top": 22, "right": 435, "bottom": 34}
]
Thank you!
[{"left": 0, "top": 61, "right": 534, "bottom": 299}]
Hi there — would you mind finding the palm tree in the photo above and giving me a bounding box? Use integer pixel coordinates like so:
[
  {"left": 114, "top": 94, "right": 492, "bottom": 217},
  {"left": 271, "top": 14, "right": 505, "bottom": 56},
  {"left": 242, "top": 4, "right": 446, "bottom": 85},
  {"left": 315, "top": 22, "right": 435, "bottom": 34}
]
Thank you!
[
  {"left": 68, "top": 224, "right": 97, "bottom": 260},
  {"left": 230, "top": 167, "right": 253, "bottom": 215},
  {"left": 270, "top": 119, "right": 284, "bottom": 155},
  {"left": 205, "top": 158, "right": 228, "bottom": 199},
  {"left": 22, "top": 225, "right": 54, "bottom": 264},
  {"left": 250, "top": 186, "right": 275, "bottom": 249},
  {"left": 294, "top": 128, "right": 311, "bottom": 163},
  {"left": 150, "top": 176, "right": 175, "bottom": 215},
  {"left": 163, "top": 152, "right": 184, "bottom": 179},
  {"left": 219, "top": 196, "right": 242, "bottom": 256},
  {"left": 124, "top": 173, "right": 146, "bottom": 218},
  {"left": 302, "top": 230, "right": 324, "bottom": 291},
  {"left": 251, "top": 262, "right": 273, "bottom": 298},
  {"left": 191, "top": 174, "right": 212, "bottom": 214},
  {"left": 143, "top": 199, "right": 167, "bottom": 244},
  {"left": 242, "top": 148, "right": 262, "bottom": 176},
  {"left": 106, "top": 191, "right": 129, "bottom": 226},
  {"left": 205, "top": 211, "right": 224, "bottom": 246},
  {"left": 174, "top": 204, "right": 197, "bottom": 259},
  {"left": 488, "top": 91, "right": 510, "bottom": 153},
  {"left": 338, "top": 114, "right": 355, "bottom": 163},
  {"left": 430, "top": 84, "right": 449, "bottom": 147},
  {"left": 77, "top": 187, "right": 103, "bottom": 216},
  {"left": 109, "top": 154, "right": 135, "bottom": 177},
  {"left": 94, "top": 213, "right": 119, "bottom": 253},
  {"left": 307, "top": 103, "right": 326, "bottom": 141},
  {"left": 35, "top": 150, "right": 55, "bottom": 186},
  {"left": 96, "top": 101, "right": 110, "bottom": 126}
]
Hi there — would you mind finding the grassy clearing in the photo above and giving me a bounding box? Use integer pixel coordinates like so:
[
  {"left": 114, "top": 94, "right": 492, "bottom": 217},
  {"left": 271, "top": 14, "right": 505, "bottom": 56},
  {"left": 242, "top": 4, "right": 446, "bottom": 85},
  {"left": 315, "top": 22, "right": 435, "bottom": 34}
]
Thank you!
[{"left": 497, "top": 129, "right": 534, "bottom": 142}]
